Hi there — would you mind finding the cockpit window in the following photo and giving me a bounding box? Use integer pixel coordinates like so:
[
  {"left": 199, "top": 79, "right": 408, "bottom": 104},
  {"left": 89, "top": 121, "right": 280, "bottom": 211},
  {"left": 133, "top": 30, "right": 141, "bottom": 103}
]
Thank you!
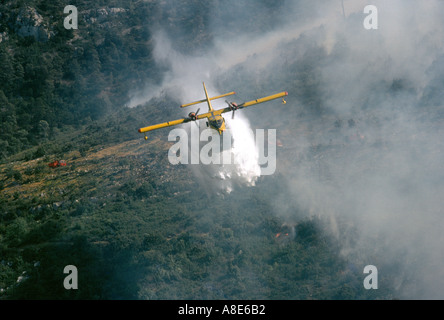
[
  {"left": 210, "top": 119, "right": 223, "bottom": 128},
  {"left": 209, "top": 118, "right": 224, "bottom": 128}
]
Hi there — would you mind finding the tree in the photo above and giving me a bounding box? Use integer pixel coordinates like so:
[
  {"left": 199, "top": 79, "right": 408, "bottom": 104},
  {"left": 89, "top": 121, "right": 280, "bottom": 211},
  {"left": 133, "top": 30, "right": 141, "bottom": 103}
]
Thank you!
[
  {"left": 38, "top": 120, "right": 49, "bottom": 141},
  {"left": 0, "top": 47, "right": 15, "bottom": 94},
  {"left": 6, "top": 217, "right": 29, "bottom": 246}
]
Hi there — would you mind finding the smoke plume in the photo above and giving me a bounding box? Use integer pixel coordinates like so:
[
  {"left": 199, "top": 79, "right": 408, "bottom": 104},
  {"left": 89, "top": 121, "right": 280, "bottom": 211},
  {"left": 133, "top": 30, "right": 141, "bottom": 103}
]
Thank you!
[{"left": 132, "top": 0, "right": 444, "bottom": 299}]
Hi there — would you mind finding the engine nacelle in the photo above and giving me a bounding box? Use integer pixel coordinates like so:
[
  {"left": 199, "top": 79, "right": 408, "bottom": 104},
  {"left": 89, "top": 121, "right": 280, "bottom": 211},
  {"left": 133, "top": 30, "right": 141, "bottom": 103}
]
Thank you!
[
  {"left": 188, "top": 112, "right": 196, "bottom": 120},
  {"left": 227, "top": 101, "right": 239, "bottom": 110}
]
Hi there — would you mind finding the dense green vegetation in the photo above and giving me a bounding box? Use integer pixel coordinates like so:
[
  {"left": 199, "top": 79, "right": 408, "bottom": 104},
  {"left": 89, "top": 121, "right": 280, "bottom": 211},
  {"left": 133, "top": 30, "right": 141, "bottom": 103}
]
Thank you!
[
  {"left": 0, "top": 0, "right": 174, "bottom": 159},
  {"left": 0, "top": 105, "right": 394, "bottom": 299},
  {"left": 0, "top": 139, "right": 387, "bottom": 299}
]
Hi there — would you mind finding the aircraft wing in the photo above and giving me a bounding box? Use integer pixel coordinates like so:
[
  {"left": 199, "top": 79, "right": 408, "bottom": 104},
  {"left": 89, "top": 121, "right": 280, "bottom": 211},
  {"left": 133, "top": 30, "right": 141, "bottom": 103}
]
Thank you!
[
  {"left": 138, "top": 118, "right": 191, "bottom": 134},
  {"left": 217, "top": 91, "right": 288, "bottom": 115},
  {"left": 138, "top": 91, "right": 288, "bottom": 137},
  {"left": 194, "top": 111, "right": 217, "bottom": 120}
]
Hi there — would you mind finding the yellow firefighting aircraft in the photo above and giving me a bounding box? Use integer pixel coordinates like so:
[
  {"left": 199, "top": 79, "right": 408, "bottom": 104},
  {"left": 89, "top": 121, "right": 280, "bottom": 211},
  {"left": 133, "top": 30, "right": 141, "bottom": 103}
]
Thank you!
[{"left": 138, "top": 82, "right": 288, "bottom": 139}]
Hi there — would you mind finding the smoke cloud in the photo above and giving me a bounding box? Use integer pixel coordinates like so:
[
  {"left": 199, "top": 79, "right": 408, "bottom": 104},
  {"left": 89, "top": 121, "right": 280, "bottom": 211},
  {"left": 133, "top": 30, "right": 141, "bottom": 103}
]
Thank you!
[
  {"left": 130, "top": 27, "right": 265, "bottom": 190},
  {"left": 132, "top": 0, "right": 444, "bottom": 299}
]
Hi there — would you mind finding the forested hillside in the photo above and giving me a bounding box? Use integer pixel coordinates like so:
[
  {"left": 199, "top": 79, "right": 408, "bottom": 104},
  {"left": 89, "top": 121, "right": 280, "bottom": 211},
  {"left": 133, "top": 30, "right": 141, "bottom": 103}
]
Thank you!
[
  {"left": 2, "top": 0, "right": 444, "bottom": 300},
  {"left": 1, "top": 0, "right": 153, "bottom": 159}
]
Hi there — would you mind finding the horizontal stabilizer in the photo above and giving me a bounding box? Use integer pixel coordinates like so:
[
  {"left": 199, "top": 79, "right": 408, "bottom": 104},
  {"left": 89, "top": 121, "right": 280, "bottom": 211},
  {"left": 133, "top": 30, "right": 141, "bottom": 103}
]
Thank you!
[{"left": 180, "top": 91, "right": 236, "bottom": 108}]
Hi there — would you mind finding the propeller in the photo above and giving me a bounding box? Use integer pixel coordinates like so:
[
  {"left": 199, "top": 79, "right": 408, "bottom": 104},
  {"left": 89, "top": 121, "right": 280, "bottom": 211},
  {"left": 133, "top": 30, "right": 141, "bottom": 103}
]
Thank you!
[
  {"left": 226, "top": 100, "right": 239, "bottom": 119},
  {"left": 187, "top": 108, "right": 200, "bottom": 121},
  {"left": 193, "top": 108, "right": 200, "bottom": 126},
  {"left": 186, "top": 108, "right": 200, "bottom": 126}
]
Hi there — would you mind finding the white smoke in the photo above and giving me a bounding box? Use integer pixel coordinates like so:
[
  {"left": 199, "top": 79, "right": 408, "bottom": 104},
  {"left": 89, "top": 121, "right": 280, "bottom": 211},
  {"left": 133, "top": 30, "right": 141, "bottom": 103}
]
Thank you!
[
  {"left": 226, "top": 116, "right": 261, "bottom": 185},
  {"left": 130, "top": 30, "right": 262, "bottom": 189},
  {"left": 218, "top": 115, "right": 261, "bottom": 189},
  {"left": 127, "top": 30, "right": 214, "bottom": 108},
  {"left": 130, "top": 0, "right": 444, "bottom": 298}
]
